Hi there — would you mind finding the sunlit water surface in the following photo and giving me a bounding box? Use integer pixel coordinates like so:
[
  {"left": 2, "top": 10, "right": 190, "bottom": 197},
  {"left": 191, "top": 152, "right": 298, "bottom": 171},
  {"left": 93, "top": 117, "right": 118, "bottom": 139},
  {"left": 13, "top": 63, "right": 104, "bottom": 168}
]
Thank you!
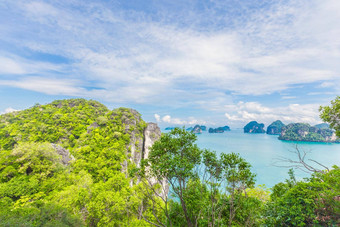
[{"left": 191, "top": 130, "right": 340, "bottom": 188}]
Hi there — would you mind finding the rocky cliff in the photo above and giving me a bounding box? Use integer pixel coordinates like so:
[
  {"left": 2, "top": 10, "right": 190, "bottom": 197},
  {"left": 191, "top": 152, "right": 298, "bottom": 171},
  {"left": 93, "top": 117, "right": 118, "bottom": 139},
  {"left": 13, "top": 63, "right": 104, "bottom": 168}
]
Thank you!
[
  {"left": 267, "top": 120, "right": 285, "bottom": 135},
  {"left": 143, "top": 123, "right": 169, "bottom": 198},
  {"left": 191, "top": 125, "right": 203, "bottom": 134},
  {"left": 244, "top": 121, "right": 265, "bottom": 133}
]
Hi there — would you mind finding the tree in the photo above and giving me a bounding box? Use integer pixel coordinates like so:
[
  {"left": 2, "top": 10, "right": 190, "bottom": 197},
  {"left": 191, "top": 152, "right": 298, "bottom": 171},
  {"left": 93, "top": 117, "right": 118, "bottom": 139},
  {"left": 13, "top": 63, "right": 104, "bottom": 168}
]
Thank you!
[
  {"left": 145, "top": 128, "right": 259, "bottom": 227},
  {"left": 147, "top": 127, "right": 203, "bottom": 227},
  {"left": 265, "top": 167, "right": 340, "bottom": 226},
  {"left": 221, "top": 153, "right": 256, "bottom": 226},
  {"left": 320, "top": 96, "right": 340, "bottom": 137}
]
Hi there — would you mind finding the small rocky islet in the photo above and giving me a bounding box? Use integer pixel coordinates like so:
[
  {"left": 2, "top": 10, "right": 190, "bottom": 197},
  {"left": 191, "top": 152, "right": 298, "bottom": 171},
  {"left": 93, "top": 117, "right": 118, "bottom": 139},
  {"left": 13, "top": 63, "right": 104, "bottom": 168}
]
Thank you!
[
  {"left": 208, "top": 126, "right": 230, "bottom": 133},
  {"left": 266, "top": 120, "right": 285, "bottom": 135},
  {"left": 191, "top": 125, "right": 230, "bottom": 134},
  {"left": 243, "top": 121, "right": 265, "bottom": 133}
]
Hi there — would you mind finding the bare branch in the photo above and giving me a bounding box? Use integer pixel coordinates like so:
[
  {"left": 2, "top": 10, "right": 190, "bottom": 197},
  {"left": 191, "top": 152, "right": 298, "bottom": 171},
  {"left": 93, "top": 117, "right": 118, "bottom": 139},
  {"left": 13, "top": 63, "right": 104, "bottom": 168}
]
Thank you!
[{"left": 272, "top": 144, "right": 329, "bottom": 174}]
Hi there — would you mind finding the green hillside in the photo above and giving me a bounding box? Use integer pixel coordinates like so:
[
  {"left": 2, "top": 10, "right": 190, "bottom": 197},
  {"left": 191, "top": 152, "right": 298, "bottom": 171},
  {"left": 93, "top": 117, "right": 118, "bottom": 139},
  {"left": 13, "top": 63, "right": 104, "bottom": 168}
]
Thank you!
[
  {"left": 0, "top": 98, "right": 339, "bottom": 226},
  {"left": 0, "top": 99, "right": 150, "bottom": 226}
]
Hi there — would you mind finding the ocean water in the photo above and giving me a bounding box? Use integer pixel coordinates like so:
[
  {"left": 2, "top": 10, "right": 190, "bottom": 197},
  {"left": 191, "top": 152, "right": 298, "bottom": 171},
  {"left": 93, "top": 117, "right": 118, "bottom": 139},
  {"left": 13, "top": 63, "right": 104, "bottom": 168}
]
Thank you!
[{"left": 194, "top": 129, "right": 340, "bottom": 188}]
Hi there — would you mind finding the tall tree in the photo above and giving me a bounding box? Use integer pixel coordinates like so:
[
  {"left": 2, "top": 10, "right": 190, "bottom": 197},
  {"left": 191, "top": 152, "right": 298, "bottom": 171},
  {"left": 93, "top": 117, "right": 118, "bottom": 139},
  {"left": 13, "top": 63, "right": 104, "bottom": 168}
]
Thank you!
[
  {"left": 147, "top": 127, "right": 203, "bottom": 227},
  {"left": 221, "top": 153, "right": 256, "bottom": 226}
]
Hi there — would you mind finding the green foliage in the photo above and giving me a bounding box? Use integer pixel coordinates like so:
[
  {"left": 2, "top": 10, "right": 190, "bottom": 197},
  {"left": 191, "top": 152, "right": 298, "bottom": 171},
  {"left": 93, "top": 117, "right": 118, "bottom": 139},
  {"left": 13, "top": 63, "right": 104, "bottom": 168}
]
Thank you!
[
  {"left": 0, "top": 99, "right": 149, "bottom": 226},
  {"left": 0, "top": 98, "right": 339, "bottom": 226},
  {"left": 146, "top": 128, "right": 259, "bottom": 227},
  {"left": 10, "top": 142, "right": 63, "bottom": 179},
  {"left": 147, "top": 127, "right": 203, "bottom": 226},
  {"left": 279, "top": 122, "right": 338, "bottom": 142},
  {"left": 265, "top": 167, "right": 340, "bottom": 226},
  {"left": 0, "top": 202, "right": 85, "bottom": 227},
  {"left": 320, "top": 96, "right": 340, "bottom": 137},
  {"left": 266, "top": 120, "right": 285, "bottom": 134},
  {"left": 243, "top": 121, "right": 265, "bottom": 133},
  {"left": 148, "top": 127, "right": 202, "bottom": 180},
  {"left": 0, "top": 99, "right": 108, "bottom": 150},
  {"left": 221, "top": 152, "right": 256, "bottom": 192}
]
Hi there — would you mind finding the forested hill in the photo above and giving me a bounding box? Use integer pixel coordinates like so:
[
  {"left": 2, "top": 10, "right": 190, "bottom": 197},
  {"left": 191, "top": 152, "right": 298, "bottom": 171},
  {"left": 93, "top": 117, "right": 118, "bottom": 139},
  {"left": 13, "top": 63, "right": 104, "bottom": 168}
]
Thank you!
[{"left": 0, "top": 98, "right": 161, "bottom": 226}]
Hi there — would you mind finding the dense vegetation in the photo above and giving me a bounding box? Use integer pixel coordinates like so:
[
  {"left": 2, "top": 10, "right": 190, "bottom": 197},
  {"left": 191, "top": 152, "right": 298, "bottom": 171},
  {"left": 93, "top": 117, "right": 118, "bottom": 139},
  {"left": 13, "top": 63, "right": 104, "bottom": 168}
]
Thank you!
[
  {"left": 266, "top": 120, "right": 285, "bottom": 135},
  {"left": 243, "top": 121, "right": 265, "bottom": 133},
  {"left": 0, "top": 99, "right": 149, "bottom": 226},
  {"left": 209, "top": 126, "right": 231, "bottom": 133},
  {"left": 279, "top": 123, "right": 338, "bottom": 142},
  {"left": 0, "top": 98, "right": 339, "bottom": 226},
  {"left": 191, "top": 125, "right": 203, "bottom": 134},
  {"left": 320, "top": 96, "right": 340, "bottom": 137},
  {"left": 314, "top": 123, "right": 329, "bottom": 129}
]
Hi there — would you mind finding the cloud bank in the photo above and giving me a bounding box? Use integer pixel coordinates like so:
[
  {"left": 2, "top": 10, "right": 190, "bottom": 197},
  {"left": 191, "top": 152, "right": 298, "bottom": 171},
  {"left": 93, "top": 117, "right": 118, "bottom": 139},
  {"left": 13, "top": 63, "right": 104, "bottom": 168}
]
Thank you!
[{"left": 0, "top": 0, "right": 339, "bottom": 124}]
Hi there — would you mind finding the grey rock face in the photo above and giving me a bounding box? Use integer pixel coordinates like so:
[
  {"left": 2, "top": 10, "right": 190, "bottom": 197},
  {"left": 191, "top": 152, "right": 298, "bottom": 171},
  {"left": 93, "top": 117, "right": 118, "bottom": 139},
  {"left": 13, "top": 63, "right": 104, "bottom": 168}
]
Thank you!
[
  {"left": 191, "top": 125, "right": 202, "bottom": 134},
  {"left": 266, "top": 120, "right": 285, "bottom": 135},
  {"left": 114, "top": 108, "right": 144, "bottom": 177},
  {"left": 244, "top": 121, "right": 265, "bottom": 133},
  {"left": 143, "top": 123, "right": 161, "bottom": 161},
  {"left": 51, "top": 143, "right": 74, "bottom": 165},
  {"left": 87, "top": 122, "right": 99, "bottom": 133},
  {"left": 143, "top": 122, "right": 169, "bottom": 199},
  {"left": 113, "top": 108, "right": 169, "bottom": 199}
]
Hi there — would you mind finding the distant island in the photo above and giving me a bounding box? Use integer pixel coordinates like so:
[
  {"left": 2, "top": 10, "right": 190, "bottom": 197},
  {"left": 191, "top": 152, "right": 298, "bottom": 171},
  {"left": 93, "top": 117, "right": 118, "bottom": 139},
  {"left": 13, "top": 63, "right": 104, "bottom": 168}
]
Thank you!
[
  {"left": 191, "top": 125, "right": 203, "bottom": 134},
  {"left": 209, "top": 126, "right": 230, "bottom": 133},
  {"left": 266, "top": 120, "right": 285, "bottom": 135},
  {"left": 279, "top": 123, "right": 338, "bottom": 143},
  {"left": 244, "top": 121, "right": 265, "bottom": 133},
  {"left": 314, "top": 123, "right": 330, "bottom": 129},
  {"left": 167, "top": 125, "right": 207, "bottom": 134},
  {"left": 165, "top": 121, "right": 338, "bottom": 143},
  {"left": 164, "top": 125, "right": 229, "bottom": 134}
]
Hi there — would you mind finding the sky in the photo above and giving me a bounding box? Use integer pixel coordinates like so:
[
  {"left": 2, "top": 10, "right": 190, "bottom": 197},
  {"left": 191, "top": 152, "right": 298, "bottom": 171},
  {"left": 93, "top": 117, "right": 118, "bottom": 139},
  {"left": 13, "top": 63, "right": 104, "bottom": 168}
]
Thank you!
[{"left": 0, "top": 0, "right": 339, "bottom": 128}]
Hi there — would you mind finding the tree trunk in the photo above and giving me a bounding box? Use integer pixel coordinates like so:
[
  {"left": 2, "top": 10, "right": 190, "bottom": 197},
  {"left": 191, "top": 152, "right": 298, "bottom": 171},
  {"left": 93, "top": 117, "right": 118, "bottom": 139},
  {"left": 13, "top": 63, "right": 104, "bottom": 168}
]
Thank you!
[{"left": 178, "top": 179, "right": 193, "bottom": 227}]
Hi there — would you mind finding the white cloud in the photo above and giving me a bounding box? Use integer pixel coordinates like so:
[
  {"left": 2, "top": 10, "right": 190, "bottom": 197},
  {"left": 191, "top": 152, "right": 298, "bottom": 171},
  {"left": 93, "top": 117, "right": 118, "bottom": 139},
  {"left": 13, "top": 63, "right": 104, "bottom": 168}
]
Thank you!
[
  {"left": 0, "top": 54, "right": 68, "bottom": 76},
  {"left": 281, "top": 96, "right": 296, "bottom": 100},
  {"left": 319, "top": 82, "right": 334, "bottom": 88},
  {"left": 224, "top": 102, "right": 322, "bottom": 127},
  {"left": 1, "top": 107, "right": 18, "bottom": 114},
  {"left": 0, "top": 56, "right": 26, "bottom": 74},
  {"left": 0, "top": 0, "right": 339, "bottom": 107},
  {"left": 0, "top": 77, "right": 85, "bottom": 96},
  {"left": 155, "top": 114, "right": 207, "bottom": 126},
  {"left": 154, "top": 114, "right": 161, "bottom": 122}
]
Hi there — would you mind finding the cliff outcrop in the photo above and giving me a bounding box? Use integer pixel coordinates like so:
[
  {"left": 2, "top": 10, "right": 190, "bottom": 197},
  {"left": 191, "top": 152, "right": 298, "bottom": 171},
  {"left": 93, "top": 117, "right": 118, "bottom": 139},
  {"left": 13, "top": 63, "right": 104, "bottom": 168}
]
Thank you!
[
  {"left": 191, "top": 125, "right": 203, "bottom": 134},
  {"left": 267, "top": 120, "right": 285, "bottom": 135},
  {"left": 244, "top": 121, "right": 265, "bottom": 133}
]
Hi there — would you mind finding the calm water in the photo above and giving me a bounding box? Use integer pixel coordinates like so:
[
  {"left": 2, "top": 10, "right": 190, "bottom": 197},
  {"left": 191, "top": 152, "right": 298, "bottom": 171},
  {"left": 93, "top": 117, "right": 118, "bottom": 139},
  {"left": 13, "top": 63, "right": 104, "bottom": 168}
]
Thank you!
[{"left": 194, "top": 129, "right": 340, "bottom": 188}]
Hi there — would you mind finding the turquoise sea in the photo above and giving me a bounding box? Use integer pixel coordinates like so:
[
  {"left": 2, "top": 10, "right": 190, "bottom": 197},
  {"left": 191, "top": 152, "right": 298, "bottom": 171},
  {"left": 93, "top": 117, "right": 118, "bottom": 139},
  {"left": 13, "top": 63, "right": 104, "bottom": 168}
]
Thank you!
[{"left": 193, "top": 129, "right": 340, "bottom": 188}]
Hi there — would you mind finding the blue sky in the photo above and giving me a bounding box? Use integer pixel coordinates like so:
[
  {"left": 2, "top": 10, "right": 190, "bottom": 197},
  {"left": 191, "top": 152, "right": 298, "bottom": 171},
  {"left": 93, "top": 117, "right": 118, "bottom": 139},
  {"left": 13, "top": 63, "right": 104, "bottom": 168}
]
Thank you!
[{"left": 0, "top": 0, "right": 339, "bottom": 128}]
